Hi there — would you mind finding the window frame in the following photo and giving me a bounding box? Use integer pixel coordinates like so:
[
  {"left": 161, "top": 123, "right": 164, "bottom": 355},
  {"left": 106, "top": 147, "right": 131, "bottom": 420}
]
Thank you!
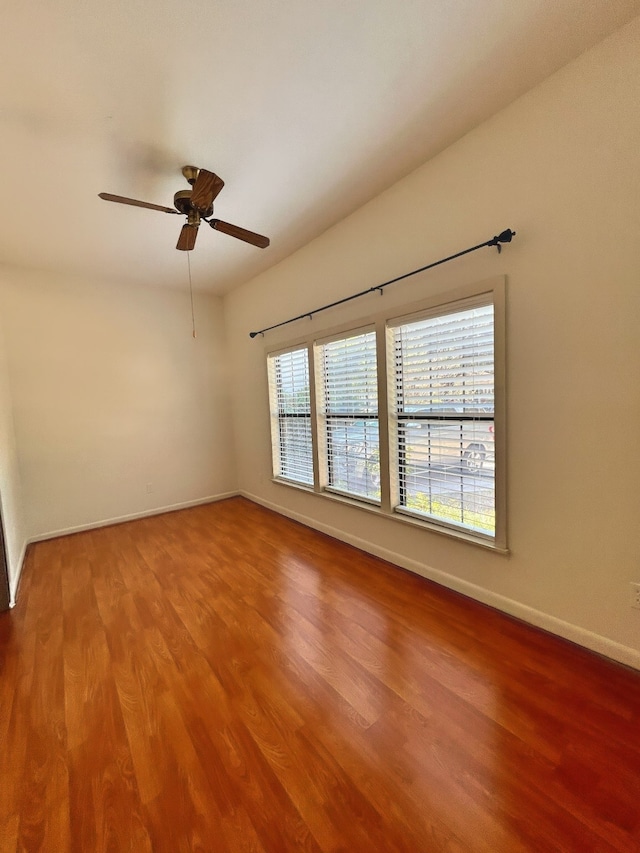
[
  {"left": 265, "top": 276, "right": 507, "bottom": 552},
  {"left": 388, "top": 295, "right": 498, "bottom": 541},
  {"left": 315, "top": 324, "right": 381, "bottom": 505},
  {"left": 266, "top": 343, "right": 316, "bottom": 488}
]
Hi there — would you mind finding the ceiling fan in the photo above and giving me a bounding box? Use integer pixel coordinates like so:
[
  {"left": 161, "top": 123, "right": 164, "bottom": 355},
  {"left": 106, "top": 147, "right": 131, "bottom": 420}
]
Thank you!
[{"left": 99, "top": 165, "right": 270, "bottom": 252}]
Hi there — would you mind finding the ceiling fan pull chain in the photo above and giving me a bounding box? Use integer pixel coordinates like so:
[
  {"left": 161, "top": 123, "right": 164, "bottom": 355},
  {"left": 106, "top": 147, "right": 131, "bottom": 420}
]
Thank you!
[{"left": 187, "top": 251, "right": 197, "bottom": 339}]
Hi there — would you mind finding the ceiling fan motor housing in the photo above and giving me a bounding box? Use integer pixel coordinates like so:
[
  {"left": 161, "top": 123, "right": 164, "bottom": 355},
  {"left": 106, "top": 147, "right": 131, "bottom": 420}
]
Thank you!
[{"left": 174, "top": 189, "right": 212, "bottom": 218}]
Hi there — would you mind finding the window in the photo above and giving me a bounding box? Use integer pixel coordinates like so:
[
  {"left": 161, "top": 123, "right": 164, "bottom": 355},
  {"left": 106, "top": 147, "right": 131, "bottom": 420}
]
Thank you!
[
  {"left": 267, "top": 347, "right": 313, "bottom": 486},
  {"left": 266, "top": 278, "right": 505, "bottom": 550},
  {"left": 317, "top": 330, "right": 380, "bottom": 502},
  {"left": 389, "top": 302, "right": 495, "bottom": 536}
]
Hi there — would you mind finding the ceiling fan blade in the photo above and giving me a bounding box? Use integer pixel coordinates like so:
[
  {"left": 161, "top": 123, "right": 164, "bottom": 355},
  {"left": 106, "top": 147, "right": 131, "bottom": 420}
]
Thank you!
[
  {"left": 176, "top": 224, "right": 198, "bottom": 251},
  {"left": 98, "top": 192, "right": 178, "bottom": 214},
  {"left": 190, "top": 170, "right": 225, "bottom": 213},
  {"left": 209, "top": 219, "right": 270, "bottom": 248}
]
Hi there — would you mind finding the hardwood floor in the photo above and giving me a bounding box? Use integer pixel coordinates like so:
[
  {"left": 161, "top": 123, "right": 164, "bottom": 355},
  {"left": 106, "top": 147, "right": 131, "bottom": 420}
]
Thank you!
[{"left": 1, "top": 496, "right": 639, "bottom": 852}]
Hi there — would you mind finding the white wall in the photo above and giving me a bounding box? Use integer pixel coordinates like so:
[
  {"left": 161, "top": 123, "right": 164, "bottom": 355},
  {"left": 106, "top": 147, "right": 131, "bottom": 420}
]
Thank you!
[
  {"left": 0, "top": 267, "right": 237, "bottom": 539},
  {"left": 0, "top": 316, "right": 27, "bottom": 603},
  {"left": 224, "top": 17, "right": 640, "bottom": 667}
]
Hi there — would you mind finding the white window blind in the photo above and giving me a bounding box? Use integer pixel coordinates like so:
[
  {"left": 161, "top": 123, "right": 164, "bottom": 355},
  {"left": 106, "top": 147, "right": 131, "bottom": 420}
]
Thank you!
[
  {"left": 391, "top": 303, "right": 495, "bottom": 536},
  {"left": 319, "top": 331, "right": 380, "bottom": 502},
  {"left": 268, "top": 347, "right": 313, "bottom": 486}
]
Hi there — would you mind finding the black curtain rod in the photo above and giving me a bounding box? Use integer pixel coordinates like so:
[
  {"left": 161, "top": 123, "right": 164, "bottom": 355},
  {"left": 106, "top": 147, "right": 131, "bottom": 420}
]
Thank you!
[{"left": 249, "top": 228, "right": 516, "bottom": 338}]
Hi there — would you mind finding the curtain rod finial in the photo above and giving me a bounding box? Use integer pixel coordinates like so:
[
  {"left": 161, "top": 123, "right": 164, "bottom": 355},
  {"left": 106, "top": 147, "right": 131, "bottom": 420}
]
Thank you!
[
  {"left": 489, "top": 228, "right": 516, "bottom": 245},
  {"left": 490, "top": 228, "right": 516, "bottom": 253}
]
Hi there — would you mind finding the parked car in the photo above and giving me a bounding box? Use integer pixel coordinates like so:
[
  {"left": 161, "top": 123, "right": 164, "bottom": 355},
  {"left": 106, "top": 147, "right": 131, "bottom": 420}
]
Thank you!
[{"left": 401, "top": 407, "right": 494, "bottom": 475}]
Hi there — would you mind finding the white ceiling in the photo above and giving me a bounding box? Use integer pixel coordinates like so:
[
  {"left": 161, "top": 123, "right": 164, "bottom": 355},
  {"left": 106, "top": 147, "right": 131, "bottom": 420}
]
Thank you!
[{"left": 1, "top": 1, "right": 638, "bottom": 295}]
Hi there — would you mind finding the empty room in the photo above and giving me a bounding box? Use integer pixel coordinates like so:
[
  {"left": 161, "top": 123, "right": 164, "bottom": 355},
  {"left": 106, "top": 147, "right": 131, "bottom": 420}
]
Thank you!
[{"left": 1, "top": 2, "right": 640, "bottom": 851}]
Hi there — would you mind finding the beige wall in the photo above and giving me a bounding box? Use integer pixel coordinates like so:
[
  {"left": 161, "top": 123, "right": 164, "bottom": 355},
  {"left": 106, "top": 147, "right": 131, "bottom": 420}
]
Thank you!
[
  {"left": 224, "top": 18, "right": 640, "bottom": 667},
  {"left": 0, "top": 266, "right": 237, "bottom": 540},
  {"left": 0, "top": 316, "right": 27, "bottom": 602}
]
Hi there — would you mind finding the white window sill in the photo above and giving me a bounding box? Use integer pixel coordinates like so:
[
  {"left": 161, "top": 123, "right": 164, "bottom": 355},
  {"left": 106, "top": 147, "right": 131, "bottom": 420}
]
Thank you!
[{"left": 271, "top": 477, "right": 509, "bottom": 554}]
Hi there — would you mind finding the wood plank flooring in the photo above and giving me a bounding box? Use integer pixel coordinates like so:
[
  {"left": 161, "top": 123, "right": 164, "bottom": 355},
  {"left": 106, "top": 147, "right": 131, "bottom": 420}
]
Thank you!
[{"left": 1, "top": 496, "right": 639, "bottom": 852}]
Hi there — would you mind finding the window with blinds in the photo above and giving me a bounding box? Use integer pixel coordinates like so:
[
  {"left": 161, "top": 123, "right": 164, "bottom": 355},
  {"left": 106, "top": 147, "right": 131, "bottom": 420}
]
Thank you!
[
  {"left": 265, "top": 278, "right": 505, "bottom": 549},
  {"left": 318, "top": 330, "right": 380, "bottom": 502},
  {"left": 267, "top": 347, "right": 313, "bottom": 486},
  {"left": 390, "top": 302, "right": 495, "bottom": 537}
]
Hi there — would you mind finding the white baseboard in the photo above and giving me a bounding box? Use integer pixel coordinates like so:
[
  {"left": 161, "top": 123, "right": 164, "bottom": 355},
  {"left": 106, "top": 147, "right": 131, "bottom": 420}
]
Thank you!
[
  {"left": 8, "top": 538, "right": 28, "bottom": 607},
  {"left": 27, "top": 492, "right": 240, "bottom": 545},
  {"left": 241, "top": 490, "right": 640, "bottom": 672}
]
